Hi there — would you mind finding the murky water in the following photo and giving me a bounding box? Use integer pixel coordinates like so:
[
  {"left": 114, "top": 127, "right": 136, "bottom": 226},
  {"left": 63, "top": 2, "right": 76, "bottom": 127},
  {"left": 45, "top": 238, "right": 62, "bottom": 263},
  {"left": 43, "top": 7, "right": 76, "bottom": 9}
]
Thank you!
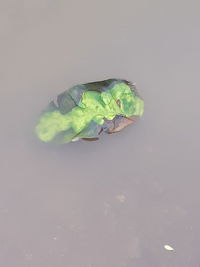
[{"left": 1, "top": 0, "right": 200, "bottom": 266}]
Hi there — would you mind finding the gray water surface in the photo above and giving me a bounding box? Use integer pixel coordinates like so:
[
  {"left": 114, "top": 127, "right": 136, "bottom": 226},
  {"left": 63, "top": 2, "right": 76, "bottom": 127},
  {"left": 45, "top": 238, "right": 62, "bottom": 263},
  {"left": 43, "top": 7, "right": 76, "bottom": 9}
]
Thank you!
[{"left": 1, "top": 0, "right": 200, "bottom": 266}]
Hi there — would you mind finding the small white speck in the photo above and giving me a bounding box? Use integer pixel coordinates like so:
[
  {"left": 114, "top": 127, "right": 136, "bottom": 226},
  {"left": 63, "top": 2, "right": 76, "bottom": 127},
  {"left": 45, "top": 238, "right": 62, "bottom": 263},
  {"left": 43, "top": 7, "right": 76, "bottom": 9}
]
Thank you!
[
  {"left": 116, "top": 194, "right": 126, "bottom": 203},
  {"left": 53, "top": 236, "right": 58, "bottom": 241},
  {"left": 164, "top": 245, "right": 174, "bottom": 251}
]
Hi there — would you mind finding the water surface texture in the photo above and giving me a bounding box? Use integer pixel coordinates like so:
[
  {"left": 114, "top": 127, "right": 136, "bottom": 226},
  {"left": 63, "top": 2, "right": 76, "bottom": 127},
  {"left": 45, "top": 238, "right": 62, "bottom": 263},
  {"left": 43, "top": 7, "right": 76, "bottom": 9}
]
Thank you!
[{"left": 1, "top": 0, "right": 200, "bottom": 266}]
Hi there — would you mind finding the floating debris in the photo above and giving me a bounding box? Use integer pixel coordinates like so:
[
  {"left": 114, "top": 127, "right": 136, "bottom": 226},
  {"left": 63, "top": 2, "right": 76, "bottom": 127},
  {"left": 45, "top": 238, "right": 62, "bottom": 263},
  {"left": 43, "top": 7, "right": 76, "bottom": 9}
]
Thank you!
[{"left": 35, "top": 79, "right": 144, "bottom": 144}]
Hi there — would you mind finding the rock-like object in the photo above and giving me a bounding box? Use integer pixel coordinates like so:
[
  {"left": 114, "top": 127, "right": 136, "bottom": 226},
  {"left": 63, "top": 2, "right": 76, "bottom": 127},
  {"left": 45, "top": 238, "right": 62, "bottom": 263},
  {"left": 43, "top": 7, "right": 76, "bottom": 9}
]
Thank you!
[{"left": 35, "top": 79, "right": 144, "bottom": 144}]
